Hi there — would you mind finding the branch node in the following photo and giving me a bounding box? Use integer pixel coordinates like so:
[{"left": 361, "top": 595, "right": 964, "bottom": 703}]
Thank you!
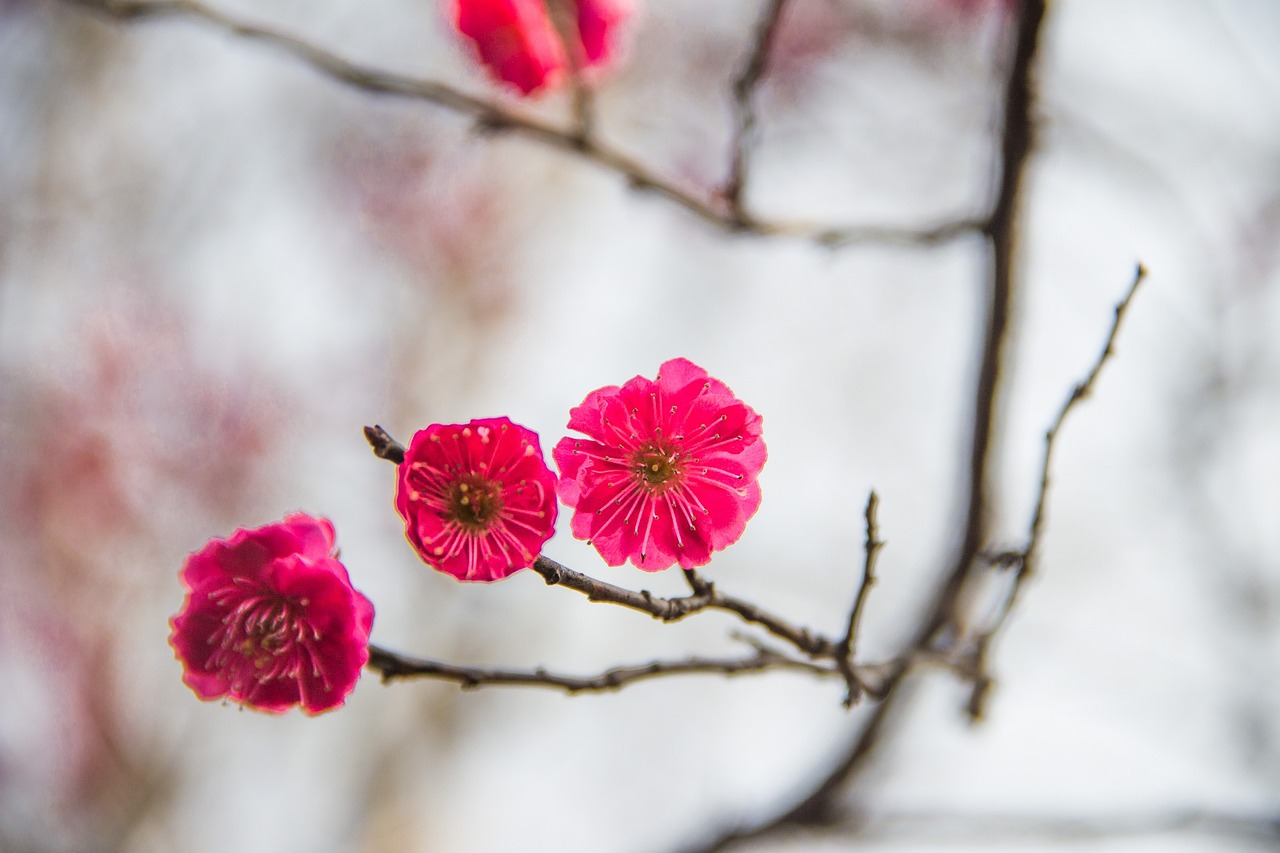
[{"left": 364, "top": 425, "right": 406, "bottom": 464}]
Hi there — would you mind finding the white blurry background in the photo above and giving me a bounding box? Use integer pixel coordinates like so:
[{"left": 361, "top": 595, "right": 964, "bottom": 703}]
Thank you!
[{"left": 1, "top": 0, "right": 1278, "bottom": 851}]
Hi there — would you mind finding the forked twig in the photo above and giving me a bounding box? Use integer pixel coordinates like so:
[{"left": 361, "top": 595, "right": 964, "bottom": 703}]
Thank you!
[
  {"left": 835, "top": 490, "right": 883, "bottom": 706},
  {"left": 966, "top": 263, "right": 1148, "bottom": 718}
]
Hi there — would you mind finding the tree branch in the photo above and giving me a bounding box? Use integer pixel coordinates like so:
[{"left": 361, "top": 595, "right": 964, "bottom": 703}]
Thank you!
[
  {"left": 367, "top": 642, "right": 840, "bottom": 694},
  {"left": 835, "top": 490, "right": 883, "bottom": 707},
  {"left": 721, "top": 0, "right": 790, "bottom": 225},
  {"left": 62, "top": 0, "right": 980, "bottom": 248},
  {"left": 966, "top": 262, "right": 1148, "bottom": 719},
  {"left": 532, "top": 559, "right": 841, "bottom": 658}
]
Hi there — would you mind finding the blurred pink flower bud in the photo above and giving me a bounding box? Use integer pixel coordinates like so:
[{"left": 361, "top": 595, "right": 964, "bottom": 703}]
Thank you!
[
  {"left": 453, "top": 0, "right": 633, "bottom": 95},
  {"left": 170, "top": 514, "right": 374, "bottom": 714}
]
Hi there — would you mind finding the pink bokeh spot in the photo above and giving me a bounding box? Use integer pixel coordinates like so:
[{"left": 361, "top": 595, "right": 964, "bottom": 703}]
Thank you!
[
  {"left": 574, "top": 0, "right": 632, "bottom": 66},
  {"left": 554, "top": 358, "right": 766, "bottom": 572},
  {"left": 453, "top": 0, "right": 632, "bottom": 96},
  {"left": 169, "top": 514, "right": 375, "bottom": 715},
  {"left": 396, "top": 417, "right": 558, "bottom": 581}
]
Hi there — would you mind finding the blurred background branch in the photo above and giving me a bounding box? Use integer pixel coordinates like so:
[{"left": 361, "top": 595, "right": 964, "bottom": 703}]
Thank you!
[{"left": 62, "top": 0, "right": 983, "bottom": 246}]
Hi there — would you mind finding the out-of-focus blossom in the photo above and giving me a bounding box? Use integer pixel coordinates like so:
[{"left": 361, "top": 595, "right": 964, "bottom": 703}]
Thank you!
[
  {"left": 396, "top": 417, "right": 558, "bottom": 581},
  {"left": 572, "top": 0, "right": 631, "bottom": 66},
  {"left": 170, "top": 514, "right": 374, "bottom": 715},
  {"left": 554, "top": 358, "right": 766, "bottom": 572},
  {"left": 453, "top": 0, "right": 632, "bottom": 95}
]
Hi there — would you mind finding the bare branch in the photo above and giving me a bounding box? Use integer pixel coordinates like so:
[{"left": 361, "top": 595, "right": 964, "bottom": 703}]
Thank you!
[
  {"left": 1023, "top": 262, "right": 1147, "bottom": 575},
  {"left": 925, "top": 0, "right": 1047, "bottom": 644},
  {"left": 531, "top": 557, "right": 839, "bottom": 659},
  {"left": 366, "top": 642, "right": 841, "bottom": 694},
  {"left": 835, "top": 490, "right": 883, "bottom": 707},
  {"left": 964, "top": 262, "right": 1148, "bottom": 719},
  {"left": 62, "top": 0, "right": 979, "bottom": 248},
  {"left": 722, "top": 0, "right": 790, "bottom": 223}
]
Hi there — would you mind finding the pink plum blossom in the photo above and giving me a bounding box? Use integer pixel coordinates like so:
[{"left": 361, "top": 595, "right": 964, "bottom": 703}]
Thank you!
[
  {"left": 170, "top": 514, "right": 374, "bottom": 715},
  {"left": 554, "top": 358, "right": 766, "bottom": 572},
  {"left": 396, "top": 417, "right": 558, "bottom": 581},
  {"left": 453, "top": 0, "right": 632, "bottom": 95}
]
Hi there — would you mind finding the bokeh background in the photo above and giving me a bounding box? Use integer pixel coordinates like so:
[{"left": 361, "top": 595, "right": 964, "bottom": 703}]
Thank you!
[{"left": 2, "top": 0, "right": 1278, "bottom": 851}]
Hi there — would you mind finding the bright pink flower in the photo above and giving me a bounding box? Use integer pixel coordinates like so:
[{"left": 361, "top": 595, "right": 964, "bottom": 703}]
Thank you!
[
  {"left": 453, "top": 0, "right": 632, "bottom": 96},
  {"left": 170, "top": 514, "right": 374, "bottom": 715},
  {"left": 396, "top": 417, "right": 558, "bottom": 581},
  {"left": 554, "top": 358, "right": 766, "bottom": 572}
]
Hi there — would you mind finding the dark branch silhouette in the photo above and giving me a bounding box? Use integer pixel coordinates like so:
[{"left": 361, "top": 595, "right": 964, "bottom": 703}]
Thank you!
[
  {"left": 366, "top": 642, "right": 840, "bottom": 694},
  {"left": 835, "top": 490, "right": 883, "bottom": 707},
  {"left": 966, "top": 262, "right": 1148, "bottom": 718},
  {"left": 721, "top": 0, "right": 790, "bottom": 224}
]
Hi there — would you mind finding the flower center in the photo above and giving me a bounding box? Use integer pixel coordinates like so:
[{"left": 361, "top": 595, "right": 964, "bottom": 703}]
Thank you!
[
  {"left": 206, "top": 587, "right": 323, "bottom": 693},
  {"left": 448, "top": 474, "right": 504, "bottom": 530},
  {"left": 633, "top": 444, "right": 684, "bottom": 492}
]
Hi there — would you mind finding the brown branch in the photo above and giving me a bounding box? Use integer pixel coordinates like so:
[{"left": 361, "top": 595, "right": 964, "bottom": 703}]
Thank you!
[
  {"left": 965, "top": 262, "right": 1148, "bottom": 719},
  {"left": 722, "top": 0, "right": 790, "bottom": 224},
  {"left": 835, "top": 490, "right": 883, "bottom": 707},
  {"left": 1022, "top": 263, "right": 1147, "bottom": 576},
  {"left": 62, "top": 0, "right": 979, "bottom": 248},
  {"left": 922, "top": 0, "right": 1047, "bottom": 647},
  {"left": 531, "top": 557, "right": 839, "bottom": 659},
  {"left": 683, "top": 4, "right": 1051, "bottom": 850},
  {"left": 367, "top": 642, "right": 840, "bottom": 694}
]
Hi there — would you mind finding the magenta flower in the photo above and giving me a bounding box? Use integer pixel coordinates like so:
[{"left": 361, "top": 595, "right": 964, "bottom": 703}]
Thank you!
[
  {"left": 169, "top": 514, "right": 375, "bottom": 715},
  {"left": 453, "top": 0, "right": 632, "bottom": 96},
  {"left": 554, "top": 358, "right": 766, "bottom": 572},
  {"left": 396, "top": 417, "right": 558, "bottom": 581}
]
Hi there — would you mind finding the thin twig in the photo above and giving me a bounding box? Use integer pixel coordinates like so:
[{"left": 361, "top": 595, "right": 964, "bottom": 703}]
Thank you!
[
  {"left": 722, "top": 0, "right": 790, "bottom": 225},
  {"left": 1022, "top": 262, "right": 1147, "bottom": 576},
  {"left": 531, "top": 556, "right": 839, "bottom": 658},
  {"left": 62, "top": 0, "right": 980, "bottom": 248},
  {"left": 835, "top": 490, "right": 883, "bottom": 707},
  {"left": 965, "top": 263, "right": 1148, "bottom": 719},
  {"left": 367, "top": 642, "right": 840, "bottom": 693}
]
